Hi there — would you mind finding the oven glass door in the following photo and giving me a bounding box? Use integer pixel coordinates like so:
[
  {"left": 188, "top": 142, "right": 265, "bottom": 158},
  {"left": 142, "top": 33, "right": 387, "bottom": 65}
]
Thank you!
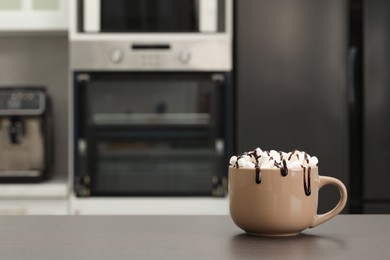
[{"left": 75, "top": 73, "right": 227, "bottom": 196}]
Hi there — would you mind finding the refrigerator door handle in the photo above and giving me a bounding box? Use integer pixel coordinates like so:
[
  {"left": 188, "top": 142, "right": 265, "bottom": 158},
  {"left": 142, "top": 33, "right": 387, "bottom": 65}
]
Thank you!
[
  {"left": 347, "top": 47, "right": 358, "bottom": 108},
  {"left": 347, "top": 46, "right": 363, "bottom": 213}
]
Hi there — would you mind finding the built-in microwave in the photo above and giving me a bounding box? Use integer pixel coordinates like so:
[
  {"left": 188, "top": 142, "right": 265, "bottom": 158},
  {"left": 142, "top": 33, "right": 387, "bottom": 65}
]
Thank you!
[{"left": 69, "top": 0, "right": 232, "bottom": 72}]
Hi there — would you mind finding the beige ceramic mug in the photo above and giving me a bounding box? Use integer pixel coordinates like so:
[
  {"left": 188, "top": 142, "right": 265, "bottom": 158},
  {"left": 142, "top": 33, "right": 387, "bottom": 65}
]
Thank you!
[{"left": 229, "top": 166, "right": 347, "bottom": 236}]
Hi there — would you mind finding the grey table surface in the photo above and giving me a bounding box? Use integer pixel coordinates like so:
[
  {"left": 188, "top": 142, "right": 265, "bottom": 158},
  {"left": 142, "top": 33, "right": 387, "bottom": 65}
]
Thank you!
[{"left": 0, "top": 215, "right": 389, "bottom": 260}]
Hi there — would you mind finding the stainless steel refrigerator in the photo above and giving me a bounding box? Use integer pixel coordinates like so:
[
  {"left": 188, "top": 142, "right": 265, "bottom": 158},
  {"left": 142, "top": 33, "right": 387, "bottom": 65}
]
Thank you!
[
  {"left": 235, "top": 0, "right": 349, "bottom": 213},
  {"left": 236, "top": 0, "right": 390, "bottom": 213},
  {"left": 363, "top": 0, "right": 390, "bottom": 213}
]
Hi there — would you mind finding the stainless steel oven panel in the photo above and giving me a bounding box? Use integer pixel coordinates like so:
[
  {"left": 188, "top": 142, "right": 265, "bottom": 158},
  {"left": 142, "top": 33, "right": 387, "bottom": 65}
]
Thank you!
[{"left": 70, "top": 38, "right": 231, "bottom": 71}]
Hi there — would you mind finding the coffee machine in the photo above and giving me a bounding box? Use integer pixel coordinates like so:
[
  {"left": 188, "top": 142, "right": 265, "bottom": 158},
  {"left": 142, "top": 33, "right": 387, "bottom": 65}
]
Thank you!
[{"left": 0, "top": 87, "right": 50, "bottom": 182}]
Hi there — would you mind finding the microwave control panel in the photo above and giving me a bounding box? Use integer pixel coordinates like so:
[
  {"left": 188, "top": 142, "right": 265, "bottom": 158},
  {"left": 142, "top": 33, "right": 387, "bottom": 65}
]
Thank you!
[{"left": 109, "top": 48, "right": 191, "bottom": 68}]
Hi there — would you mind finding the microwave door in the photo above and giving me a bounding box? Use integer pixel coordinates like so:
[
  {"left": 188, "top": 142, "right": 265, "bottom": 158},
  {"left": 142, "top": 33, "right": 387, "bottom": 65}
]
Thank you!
[{"left": 83, "top": 0, "right": 213, "bottom": 33}]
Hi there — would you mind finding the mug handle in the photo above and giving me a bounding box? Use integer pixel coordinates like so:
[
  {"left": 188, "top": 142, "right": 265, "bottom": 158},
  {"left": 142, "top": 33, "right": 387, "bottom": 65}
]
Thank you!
[{"left": 311, "top": 176, "right": 348, "bottom": 228}]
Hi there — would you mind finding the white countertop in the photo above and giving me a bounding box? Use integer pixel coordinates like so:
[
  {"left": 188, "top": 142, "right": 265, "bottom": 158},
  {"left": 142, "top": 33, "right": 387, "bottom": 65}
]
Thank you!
[{"left": 0, "top": 174, "right": 68, "bottom": 198}]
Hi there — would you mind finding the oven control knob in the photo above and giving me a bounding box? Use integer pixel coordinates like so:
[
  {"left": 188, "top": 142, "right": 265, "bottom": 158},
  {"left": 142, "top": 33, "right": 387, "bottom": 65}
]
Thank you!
[
  {"left": 110, "top": 48, "right": 124, "bottom": 64},
  {"left": 178, "top": 49, "right": 191, "bottom": 64}
]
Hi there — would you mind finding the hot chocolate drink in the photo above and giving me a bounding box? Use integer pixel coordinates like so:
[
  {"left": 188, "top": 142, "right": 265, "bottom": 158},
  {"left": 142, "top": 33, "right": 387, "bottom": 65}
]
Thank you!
[
  {"left": 229, "top": 148, "right": 318, "bottom": 197},
  {"left": 228, "top": 147, "right": 347, "bottom": 236}
]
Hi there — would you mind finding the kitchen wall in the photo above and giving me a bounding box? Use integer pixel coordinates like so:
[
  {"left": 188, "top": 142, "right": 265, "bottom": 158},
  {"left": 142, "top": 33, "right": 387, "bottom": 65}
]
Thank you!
[{"left": 0, "top": 35, "right": 68, "bottom": 179}]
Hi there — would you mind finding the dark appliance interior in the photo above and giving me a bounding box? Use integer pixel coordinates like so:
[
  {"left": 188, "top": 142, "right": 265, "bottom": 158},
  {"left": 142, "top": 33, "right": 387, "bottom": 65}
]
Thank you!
[
  {"left": 79, "top": 0, "right": 226, "bottom": 33},
  {"left": 101, "top": 0, "right": 198, "bottom": 32},
  {"left": 74, "top": 72, "right": 232, "bottom": 196}
]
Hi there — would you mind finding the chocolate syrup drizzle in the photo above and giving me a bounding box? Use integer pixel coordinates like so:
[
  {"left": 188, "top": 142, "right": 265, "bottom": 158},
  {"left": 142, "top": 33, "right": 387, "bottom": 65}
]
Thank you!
[
  {"left": 288, "top": 149, "right": 297, "bottom": 160},
  {"left": 304, "top": 152, "right": 309, "bottom": 164},
  {"left": 249, "top": 150, "right": 262, "bottom": 184},
  {"left": 255, "top": 166, "right": 262, "bottom": 184},
  {"left": 281, "top": 159, "right": 288, "bottom": 177},
  {"left": 302, "top": 166, "right": 312, "bottom": 196},
  {"left": 232, "top": 148, "right": 312, "bottom": 196}
]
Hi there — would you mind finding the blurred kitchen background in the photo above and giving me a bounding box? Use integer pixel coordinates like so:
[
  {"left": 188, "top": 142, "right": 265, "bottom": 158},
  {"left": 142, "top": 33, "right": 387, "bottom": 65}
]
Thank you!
[{"left": 0, "top": 0, "right": 389, "bottom": 215}]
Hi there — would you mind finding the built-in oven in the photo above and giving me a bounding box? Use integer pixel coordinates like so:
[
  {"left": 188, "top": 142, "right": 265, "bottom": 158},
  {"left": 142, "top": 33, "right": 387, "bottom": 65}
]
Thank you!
[
  {"left": 70, "top": 0, "right": 233, "bottom": 197},
  {"left": 74, "top": 72, "right": 232, "bottom": 196}
]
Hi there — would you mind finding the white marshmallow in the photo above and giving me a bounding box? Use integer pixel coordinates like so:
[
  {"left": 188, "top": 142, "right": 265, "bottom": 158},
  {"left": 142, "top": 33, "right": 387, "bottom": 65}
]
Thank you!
[
  {"left": 297, "top": 152, "right": 306, "bottom": 165},
  {"left": 309, "top": 156, "right": 319, "bottom": 166},
  {"left": 245, "top": 161, "right": 255, "bottom": 168},
  {"left": 268, "top": 160, "right": 277, "bottom": 169},
  {"left": 230, "top": 148, "right": 318, "bottom": 169},
  {"left": 248, "top": 154, "right": 257, "bottom": 163},
  {"left": 229, "top": 156, "right": 237, "bottom": 166},
  {"left": 242, "top": 155, "right": 251, "bottom": 161},
  {"left": 270, "top": 150, "right": 281, "bottom": 163},
  {"left": 281, "top": 152, "right": 289, "bottom": 160},
  {"left": 255, "top": 147, "right": 262, "bottom": 156},
  {"left": 257, "top": 154, "right": 270, "bottom": 167},
  {"left": 237, "top": 158, "right": 246, "bottom": 168},
  {"left": 289, "top": 153, "right": 299, "bottom": 163}
]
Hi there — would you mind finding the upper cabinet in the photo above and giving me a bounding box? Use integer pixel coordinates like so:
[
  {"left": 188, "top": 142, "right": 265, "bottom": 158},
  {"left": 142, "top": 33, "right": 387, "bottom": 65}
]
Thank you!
[{"left": 0, "top": 0, "right": 67, "bottom": 31}]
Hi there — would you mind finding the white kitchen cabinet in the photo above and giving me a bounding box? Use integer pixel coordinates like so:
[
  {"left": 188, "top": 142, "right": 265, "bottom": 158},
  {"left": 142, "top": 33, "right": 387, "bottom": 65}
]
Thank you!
[{"left": 0, "top": 0, "right": 67, "bottom": 31}]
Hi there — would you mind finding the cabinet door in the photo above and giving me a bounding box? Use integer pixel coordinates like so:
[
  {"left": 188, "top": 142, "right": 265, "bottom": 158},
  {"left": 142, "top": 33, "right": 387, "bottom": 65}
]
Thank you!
[{"left": 0, "top": 0, "right": 67, "bottom": 31}]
